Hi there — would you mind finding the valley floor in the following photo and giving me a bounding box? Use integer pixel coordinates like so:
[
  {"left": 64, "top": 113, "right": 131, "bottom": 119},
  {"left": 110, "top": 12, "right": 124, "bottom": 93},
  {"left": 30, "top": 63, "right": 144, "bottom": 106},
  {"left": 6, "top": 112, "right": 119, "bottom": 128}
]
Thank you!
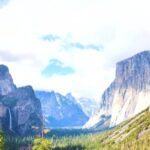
[{"left": 3, "top": 107, "right": 150, "bottom": 150}]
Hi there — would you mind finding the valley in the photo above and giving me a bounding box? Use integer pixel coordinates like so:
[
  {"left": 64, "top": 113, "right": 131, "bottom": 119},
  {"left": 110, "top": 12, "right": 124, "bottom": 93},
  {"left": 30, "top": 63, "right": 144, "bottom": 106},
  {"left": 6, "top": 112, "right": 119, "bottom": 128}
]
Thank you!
[
  {"left": 1, "top": 0, "right": 150, "bottom": 149},
  {"left": 3, "top": 106, "right": 150, "bottom": 150},
  {"left": 0, "top": 51, "right": 150, "bottom": 150}
]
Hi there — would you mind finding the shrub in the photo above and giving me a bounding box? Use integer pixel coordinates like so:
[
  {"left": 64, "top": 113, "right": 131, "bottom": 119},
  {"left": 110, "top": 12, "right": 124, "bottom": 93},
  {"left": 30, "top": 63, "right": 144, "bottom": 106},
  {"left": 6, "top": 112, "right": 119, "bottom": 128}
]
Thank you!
[{"left": 32, "top": 138, "right": 52, "bottom": 150}]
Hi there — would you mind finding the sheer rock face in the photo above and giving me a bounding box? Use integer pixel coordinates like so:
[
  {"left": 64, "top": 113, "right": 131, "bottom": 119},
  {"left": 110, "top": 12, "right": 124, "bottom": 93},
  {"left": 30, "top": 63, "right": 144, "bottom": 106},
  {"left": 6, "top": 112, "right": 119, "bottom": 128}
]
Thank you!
[
  {"left": 0, "top": 103, "right": 7, "bottom": 128},
  {"left": 84, "top": 51, "right": 150, "bottom": 129},
  {"left": 0, "top": 65, "right": 16, "bottom": 95},
  {"left": 0, "top": 65, "right": 42, "bottom": 135}
]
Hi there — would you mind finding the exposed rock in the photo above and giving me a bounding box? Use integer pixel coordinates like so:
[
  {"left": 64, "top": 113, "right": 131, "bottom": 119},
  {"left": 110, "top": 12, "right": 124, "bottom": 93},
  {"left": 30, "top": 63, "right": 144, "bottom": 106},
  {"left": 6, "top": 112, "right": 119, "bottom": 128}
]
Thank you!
[
  {"left": 0, "top": 65, "right": 16, "bottom": 95},
  {"left": 0, "top": 65, "right": 42, "bottom": 135},
  {"left": 84, "top": 50, "right": 150, "bottom": 129},
  {"left": 35, "top": 91, "right": 88, "bottom": 128},
  {"left": 0, "top": 103, "right": 7, "bottom": 128},
  {"left": 0, "top": 103, "right": 7, "bottom": 118}
]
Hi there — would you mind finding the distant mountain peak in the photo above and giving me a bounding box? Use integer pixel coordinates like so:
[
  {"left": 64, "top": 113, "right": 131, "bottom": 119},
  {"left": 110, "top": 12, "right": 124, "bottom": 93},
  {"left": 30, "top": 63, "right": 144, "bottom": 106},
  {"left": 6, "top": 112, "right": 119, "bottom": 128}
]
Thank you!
[
  {"left": 35, "top": 91, "right": 88, "bottom": 128},
  {"left": 0, "top": 64, "right": 9, "bottom": 75},
  {"left": 66, "top": 92, "right": 73, "bottom": 97}
]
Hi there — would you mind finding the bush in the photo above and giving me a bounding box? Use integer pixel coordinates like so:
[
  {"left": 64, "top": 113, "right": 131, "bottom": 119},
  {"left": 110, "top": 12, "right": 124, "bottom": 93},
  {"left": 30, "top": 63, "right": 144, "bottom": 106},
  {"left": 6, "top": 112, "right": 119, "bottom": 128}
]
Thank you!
[{"left": 32, "top": 138, "right": 52, "bottom": 150}]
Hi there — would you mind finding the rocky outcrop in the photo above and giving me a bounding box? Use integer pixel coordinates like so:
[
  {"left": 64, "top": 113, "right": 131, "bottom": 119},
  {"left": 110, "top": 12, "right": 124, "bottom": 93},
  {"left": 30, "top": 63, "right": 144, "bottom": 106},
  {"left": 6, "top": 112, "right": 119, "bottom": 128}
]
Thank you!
[
  {"left": 84, "top": 50, "right": 150, "bottom": 129},
  {"left": 0, "top": 65, "right": 42, "bottom": 135},
  {"left": 0, "top": 65, "right": 16, "bottom": 95},
  {"left": 35, "top": 91, "right": 88, "bottom": 128}
]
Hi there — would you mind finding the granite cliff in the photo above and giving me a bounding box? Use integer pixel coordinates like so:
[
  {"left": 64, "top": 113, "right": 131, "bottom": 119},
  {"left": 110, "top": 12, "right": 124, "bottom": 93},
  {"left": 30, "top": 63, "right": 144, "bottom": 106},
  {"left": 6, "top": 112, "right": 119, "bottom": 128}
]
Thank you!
[
  {"left": 0, "top": 65, "right": 42, "bottom": 135},
  {"left": 84, "top": 51, "right": 150, "bottom": 129}
]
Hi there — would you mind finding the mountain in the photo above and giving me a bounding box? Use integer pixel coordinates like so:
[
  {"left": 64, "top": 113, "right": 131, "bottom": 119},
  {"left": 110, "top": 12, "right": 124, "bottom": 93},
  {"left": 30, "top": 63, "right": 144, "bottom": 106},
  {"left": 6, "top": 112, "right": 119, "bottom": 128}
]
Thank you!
[
  {"left": 77, "top": 97, "right": 98, "bottom": 117},
  {"left": 65, "top": 94, "right": 98, "bottom": 117},
  {"left": 0, "top": 65, "right": 42, "bottom": 135},
  {"left": 35, "top": 91, "right": 88, "bottom": 128},
  {"left": 84, "top": 50, "right": 150, "bottom": 129}
]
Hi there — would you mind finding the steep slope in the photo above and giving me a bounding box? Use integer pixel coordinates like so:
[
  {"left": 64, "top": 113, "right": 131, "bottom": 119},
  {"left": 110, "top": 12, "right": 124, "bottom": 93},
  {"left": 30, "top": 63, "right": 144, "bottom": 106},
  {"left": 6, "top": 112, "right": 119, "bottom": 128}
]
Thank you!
[
  {"left": 0, "top": 65, "right": 42, "bottom": 135},
  {"left": 84, "top": 50, "right": 150, "bottom": 129},
  {"left": 35, "top": 91, "right": 88, "bottom": 128},
  {"left": 97, "top": 106, "right": 150, "bottom": 149},
  {"left": 101, "top": 107, "right": 150, "bottom": 143},
  {"left": 54, "top": 106, "right": 150, "bottom": 150}
]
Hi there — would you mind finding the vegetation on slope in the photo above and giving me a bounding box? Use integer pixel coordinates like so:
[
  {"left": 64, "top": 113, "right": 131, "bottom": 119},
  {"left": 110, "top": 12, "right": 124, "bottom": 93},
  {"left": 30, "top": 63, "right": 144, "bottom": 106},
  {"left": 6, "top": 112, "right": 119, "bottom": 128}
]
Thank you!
[
  {"left": 53, "top": 106, "right": 150, "bottom": 149},
  {"left": 4, "top": 107, "right": 150, "bottom": 150},
  {"left": 32, "top": 138, "right": 53, "bottom": 150}
]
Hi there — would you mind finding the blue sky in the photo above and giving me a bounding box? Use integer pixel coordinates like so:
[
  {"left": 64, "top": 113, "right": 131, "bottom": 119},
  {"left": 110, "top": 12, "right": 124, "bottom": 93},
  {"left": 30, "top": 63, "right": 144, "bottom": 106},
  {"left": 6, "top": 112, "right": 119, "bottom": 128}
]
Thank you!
[
  {"left": 42, "top": 59, "right": 75, "bottom": 77},
  {"left": 0, "top": 0, "right": 150, "bottom": 101},
  {"left": 0, "top": 0, "right": 9, "bottom": 8},
  {"left": 42, "top": 34, "right": 60, "bottom": 42}
]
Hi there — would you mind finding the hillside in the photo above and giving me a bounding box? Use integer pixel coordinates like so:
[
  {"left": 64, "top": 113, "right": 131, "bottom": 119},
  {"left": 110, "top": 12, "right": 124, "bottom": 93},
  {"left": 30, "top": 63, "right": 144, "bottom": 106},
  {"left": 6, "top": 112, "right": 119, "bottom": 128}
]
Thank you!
[
  {"left": 53, "top": 106, "right": 150, "bottom": 150},
  {"left": 4, "top": 106, "right": 150, "bottom": 149}
]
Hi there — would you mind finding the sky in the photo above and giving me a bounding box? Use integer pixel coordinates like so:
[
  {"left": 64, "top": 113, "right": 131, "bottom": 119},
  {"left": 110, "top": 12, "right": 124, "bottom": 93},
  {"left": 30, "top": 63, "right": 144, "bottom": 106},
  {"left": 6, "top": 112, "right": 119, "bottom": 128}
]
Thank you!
[{"left": 0, "top": 0, "right": 150, "bottom": 101}]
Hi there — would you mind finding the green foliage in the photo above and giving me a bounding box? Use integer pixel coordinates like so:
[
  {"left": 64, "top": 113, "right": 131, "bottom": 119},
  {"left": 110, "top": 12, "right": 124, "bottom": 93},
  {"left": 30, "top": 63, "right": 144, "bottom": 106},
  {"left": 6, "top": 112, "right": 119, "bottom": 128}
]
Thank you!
[
  {"left": 51, "top": 107, "right": 150, "bottom": 150},
  {"left": 5, "top": 136, "right": 33, "bottom": 150},
  {"left": 0, "top": 130, "right": 5, "bottom": 150},
  {"left": 4, "top": 107, "right": 150, "bottom": 150},
  {"left": 32, "top": 138, "right": 53, "bottom": 150}
]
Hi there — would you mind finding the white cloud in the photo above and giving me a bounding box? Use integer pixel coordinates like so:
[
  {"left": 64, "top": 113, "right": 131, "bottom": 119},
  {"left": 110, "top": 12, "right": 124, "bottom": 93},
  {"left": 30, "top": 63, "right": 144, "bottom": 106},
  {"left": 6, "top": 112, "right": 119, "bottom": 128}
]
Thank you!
[{"left": 0, "top": 0, "right": 150, "bottom": 101}]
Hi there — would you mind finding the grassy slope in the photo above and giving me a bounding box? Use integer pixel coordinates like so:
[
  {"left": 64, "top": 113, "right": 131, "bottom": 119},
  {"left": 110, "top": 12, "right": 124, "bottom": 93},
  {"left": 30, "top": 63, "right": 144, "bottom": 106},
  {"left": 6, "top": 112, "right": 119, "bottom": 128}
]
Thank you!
[{"left": 54, "top": 107, "right": 150, "bottom": 150}]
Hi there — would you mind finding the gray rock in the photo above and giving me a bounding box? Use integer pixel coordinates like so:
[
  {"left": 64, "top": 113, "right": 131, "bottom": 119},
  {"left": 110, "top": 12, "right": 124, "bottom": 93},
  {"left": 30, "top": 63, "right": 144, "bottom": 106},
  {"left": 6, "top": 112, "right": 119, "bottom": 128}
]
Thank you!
[
  {"left": 0, "top": 65, "right": 16, "bottom": 95},
  {"left": 84, "top": 50, "right": 150, "bottom": 129},
  {"left": 35, "top": 91, "right": 88, "bottom": 128},
  {"left": 0, "top": 65, "right": 42, "bottom": 135}
]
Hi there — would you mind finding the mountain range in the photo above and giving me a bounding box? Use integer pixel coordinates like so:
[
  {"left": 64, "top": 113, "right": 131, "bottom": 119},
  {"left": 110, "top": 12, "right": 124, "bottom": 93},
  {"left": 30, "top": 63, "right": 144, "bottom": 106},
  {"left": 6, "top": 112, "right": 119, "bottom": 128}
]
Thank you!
[
  {"left": 0, "top": 64, "right": 97, "bottom": 132},
  {"left": 35, "top": 91, "right": 91, "bottom": 128},
  {"left": 0, "top": 50, "right": 150, "bottom": 137}
]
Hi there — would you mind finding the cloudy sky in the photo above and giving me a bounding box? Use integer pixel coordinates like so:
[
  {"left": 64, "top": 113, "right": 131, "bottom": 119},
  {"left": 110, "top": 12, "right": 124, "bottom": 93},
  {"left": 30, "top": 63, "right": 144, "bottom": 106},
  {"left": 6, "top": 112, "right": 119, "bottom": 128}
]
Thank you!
[{"left": 0, "top": 0, "right": 150, "bottom": 101}]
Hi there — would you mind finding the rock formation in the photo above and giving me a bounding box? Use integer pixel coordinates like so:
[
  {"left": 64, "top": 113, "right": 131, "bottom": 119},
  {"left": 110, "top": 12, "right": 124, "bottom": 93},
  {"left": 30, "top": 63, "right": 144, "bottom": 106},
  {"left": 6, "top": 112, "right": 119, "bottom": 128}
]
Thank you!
[
  {"left": 0, "top": 65, "right": 42, "bottom": 135},
  {"left": 84, "top": 50, "right": 150, "bottom": 129},
  {"left": 35, "top": 91, "right": 88, "bottom": 128}
]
